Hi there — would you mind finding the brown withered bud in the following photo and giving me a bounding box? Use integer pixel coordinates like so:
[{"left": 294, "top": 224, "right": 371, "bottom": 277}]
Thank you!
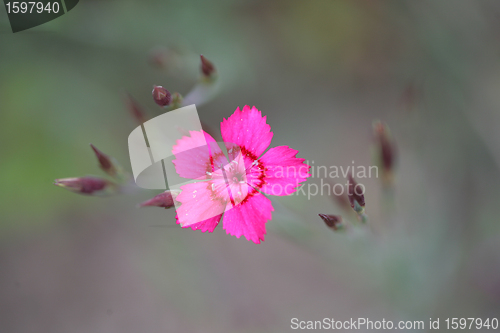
[
  {"left": 125, "top": 93, "right": 147, "bottom": 124},
  {"left": 139, "top": 190, "right": 180, "bottom": 209},
  {"left": 90, "top": 144, "right": 116, "bottom": 176},
  {"left": 373, "top": 121, "right": 396, "bottom": 172},
  {"left": 54, "top": 177, "right": 113, "bottom": 196},
  {"left": 152, "top": 86, "right": 171, "bottom": 107},
  {"left": 319, "top": 214, "right": 345, "bottom": 231},
  {"left": 347, "top": 174, "right": 365, "bottom": 212},
  {"left": 200, "top": 55, "right": 215, "bottom": 77}
]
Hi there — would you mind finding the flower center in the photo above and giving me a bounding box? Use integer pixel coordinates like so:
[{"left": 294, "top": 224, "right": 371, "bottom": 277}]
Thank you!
[
  {"left": 232, "top": 174, "right": 244, "bottom": 184},
  {"left": 208, "top": 147, "right": 267, "bottom": 206}
]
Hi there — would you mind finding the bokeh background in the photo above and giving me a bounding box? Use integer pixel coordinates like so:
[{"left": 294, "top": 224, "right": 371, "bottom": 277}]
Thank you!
[{"left": 1, "top": 0, "right": 500, "bottom": 332}]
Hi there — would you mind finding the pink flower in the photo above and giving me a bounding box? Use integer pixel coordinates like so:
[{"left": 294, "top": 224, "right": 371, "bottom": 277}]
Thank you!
[{"left": 172, "top": 106, "right": 310, "bottom": 243}]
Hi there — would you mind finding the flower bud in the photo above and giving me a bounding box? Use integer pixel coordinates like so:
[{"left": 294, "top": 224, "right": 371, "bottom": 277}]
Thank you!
[
  {"left": 124, "top": 93, "right": 147, "bottom": 124},
  {"left": 319, "top": 214, "right": 345, "bottom": 231},
  {"left": 152, "top": 85, "right": 171, "bottom": 107},
  {"left": 347, "top": 174, "right": 365, "bottom": 212},
  {"left": 90, "top": 144, "right": 116, "bottom": 176},
  {"left": 373, "top": 120, "right": 397, "bottom": 187},
  {"left": 139, "top": 190, "right": 180, "bottom": 209},
  {"left": 373, "top": 121, "right": 395, "bottom": 170},
  {"left": 347, "top": 174, "right": 368, "bottom": 223},
  {"left": 54, "top": 177, "right": 114, "bottom": 196},
  {"left": 200, "top": 55, "right": 215, "bottom": 77}
]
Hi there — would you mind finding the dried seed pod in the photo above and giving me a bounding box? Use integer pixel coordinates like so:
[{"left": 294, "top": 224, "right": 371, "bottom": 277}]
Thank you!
[{"left": 319, "top": 214, "right": 345, "bottom": 231}]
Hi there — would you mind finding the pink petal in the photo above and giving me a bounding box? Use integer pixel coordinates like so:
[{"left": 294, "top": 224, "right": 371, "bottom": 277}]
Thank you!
[
  {"left": 221, "top": 106, "right": 273, "bottom": 159},
  {"left": 175, "top": 181, "right": 226, "bottom": 231},
  {"left": 259, "top": 146, "right": 310, "bottom": 196},
  {"left": 176, "top": 214, "right": 222, "bottom": 233},
  {"left": 172, "top": 130, "right": 224, "bottom": 180},
  {"left": 222, "top": 193, "right": 274, "bottom": 244}
]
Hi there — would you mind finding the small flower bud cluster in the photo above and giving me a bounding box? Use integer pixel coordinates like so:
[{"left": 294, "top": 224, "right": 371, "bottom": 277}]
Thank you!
[
  {"left": 54, "top": 144, "right": 128, "bottom": 196},
  {"left": 321, "top": 175, "right": 368, "bottom": 232}
]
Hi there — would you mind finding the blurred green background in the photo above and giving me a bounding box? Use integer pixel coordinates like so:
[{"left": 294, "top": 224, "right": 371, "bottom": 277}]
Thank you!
[{"left": 1, "top": 0, "right": 500, "bottom": 332}]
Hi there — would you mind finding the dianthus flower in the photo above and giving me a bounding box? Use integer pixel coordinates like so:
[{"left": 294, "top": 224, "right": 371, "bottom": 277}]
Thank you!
[{"left": 173, "top": 106, "right": 310, "bottom": 243}]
